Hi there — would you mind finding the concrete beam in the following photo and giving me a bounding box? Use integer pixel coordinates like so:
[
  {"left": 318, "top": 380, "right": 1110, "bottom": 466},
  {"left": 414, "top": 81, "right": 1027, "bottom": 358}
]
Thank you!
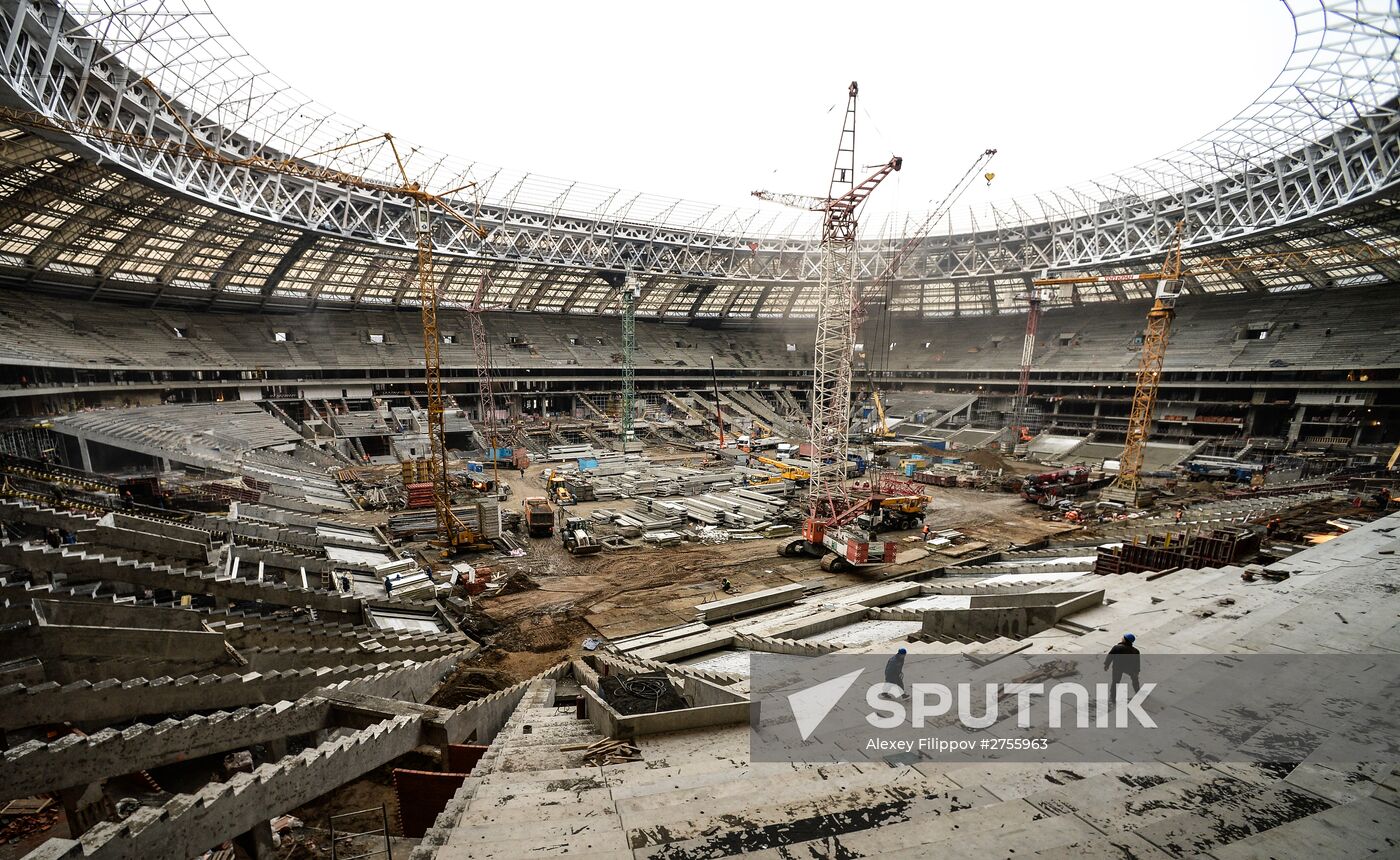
[
  {"left": 0, "top": 540, "right": 361, "bottom": 616},
  {"left": 46, "top": 715, "right": 424, "bottom": 860},
  {"left": 0, "top": 660, "right": 412, "bottom": 732},
  {"left": 0, "top": 699, "right": 333, "bottom": 802},
  {"left": 694, "top": 582, "right": 808, "bottom": 623}
]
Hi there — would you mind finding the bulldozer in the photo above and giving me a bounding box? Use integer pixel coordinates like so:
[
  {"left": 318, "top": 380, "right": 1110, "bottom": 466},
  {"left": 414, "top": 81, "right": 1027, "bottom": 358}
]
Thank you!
[{"left": 560, "top": 516, "right": 602, "bottom": 556}]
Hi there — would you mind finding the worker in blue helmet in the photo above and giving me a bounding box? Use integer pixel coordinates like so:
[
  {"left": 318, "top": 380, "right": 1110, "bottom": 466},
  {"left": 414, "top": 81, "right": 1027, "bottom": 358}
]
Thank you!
[
  {"left": 885, "top": 647, "right": 908, "bottom": 699},
  {"left": 1103, "top": 633, "right": 1140, "bottom": 706}
]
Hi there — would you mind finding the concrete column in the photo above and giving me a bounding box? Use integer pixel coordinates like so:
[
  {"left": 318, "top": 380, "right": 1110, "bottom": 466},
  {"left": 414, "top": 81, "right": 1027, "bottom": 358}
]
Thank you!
[
  {"left": 59, "top": 782, "right": 108, "bottom": 838},
  {"left": 234, "top": 817, "right": 276, "bottom": 860},
  {"left": 76, "top": 436, "right": 94, "bottom": 473},
  {"left": 1287, "top": 406, "right": 1306, "bottom": 444},
  {"left": 263, "top": 737, "right": 289, "bottom": 761}
]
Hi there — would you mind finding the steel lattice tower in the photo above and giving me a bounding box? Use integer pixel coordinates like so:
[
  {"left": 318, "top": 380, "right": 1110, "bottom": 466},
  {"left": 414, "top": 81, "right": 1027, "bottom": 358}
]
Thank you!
[
  {"left": 1102, "top": 222, "right": 1186, "bottom": 507},
  {"left": 621, "top": 276, "right": 638, "bottom": 450}
]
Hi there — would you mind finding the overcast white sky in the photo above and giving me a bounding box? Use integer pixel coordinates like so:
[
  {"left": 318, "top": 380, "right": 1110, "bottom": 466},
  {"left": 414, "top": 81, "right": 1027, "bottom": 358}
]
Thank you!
[{"left": 213, "top": 1, "right": 1294, "bottom": 221}]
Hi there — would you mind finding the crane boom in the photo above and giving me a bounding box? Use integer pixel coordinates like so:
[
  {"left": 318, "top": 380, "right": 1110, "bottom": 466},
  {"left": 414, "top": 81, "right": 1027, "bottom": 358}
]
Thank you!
[
  {"left": 750, "top": 190, "right": 827, "bottom": 210},
  {"left": 805, "top": 84, "right": 902, "bottom": 523},
  {"left": 858, "top": 147, "right": 998, "bottom": 323},
  {"left": 854, "top": 147, "right": 998, "bottom": 444},
  {"left": 1101, "top": 221, "right": 1186, "bottom": 507}
]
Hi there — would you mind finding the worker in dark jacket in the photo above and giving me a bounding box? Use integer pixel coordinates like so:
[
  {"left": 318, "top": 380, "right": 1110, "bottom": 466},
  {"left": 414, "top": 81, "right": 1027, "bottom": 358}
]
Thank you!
[
  {"left": 885, "top": 647, "right": 908, "bottom": 698},
  {"left": 1104, "top": 633, "right": 1140, "bottom": 704}
]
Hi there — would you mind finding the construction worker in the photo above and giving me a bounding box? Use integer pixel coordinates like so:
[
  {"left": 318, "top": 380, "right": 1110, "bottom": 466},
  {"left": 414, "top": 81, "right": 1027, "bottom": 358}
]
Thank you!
[
  {"left": 885, "top": 647, "right": 908, "bottom": 699},
  {"left": 339, "top": 573, "right": 351, "bottom": 593},
  {"left": 721, "top": 577, "right": 735, "bottom": 594},
  {"left": 383, "top": 576, "right": 393, "bottom": 598},
  {"left": 921, "top": 523, "right": 930, "bottom": 540},
  {"left": 1103, "top": 633, "right": 1141, "bottom": 706},
  {"left": 121, "top": 489, "right": 134, "bottom": 510},
  {"left": 1266, "top": 517, "right": 1282, "bottom": 536}
]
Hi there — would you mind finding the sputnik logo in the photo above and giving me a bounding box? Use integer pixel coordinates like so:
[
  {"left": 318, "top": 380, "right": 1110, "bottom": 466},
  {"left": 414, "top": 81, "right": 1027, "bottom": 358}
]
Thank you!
[{"left": 787, "top": 668, "right": 865, "bottom": 741}]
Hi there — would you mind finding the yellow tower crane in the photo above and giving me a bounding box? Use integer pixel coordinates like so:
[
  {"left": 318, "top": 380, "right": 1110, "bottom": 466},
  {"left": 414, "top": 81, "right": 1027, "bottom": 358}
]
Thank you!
[{"left": 1101, "top": 221, "right": 1187, "bottom": 507}]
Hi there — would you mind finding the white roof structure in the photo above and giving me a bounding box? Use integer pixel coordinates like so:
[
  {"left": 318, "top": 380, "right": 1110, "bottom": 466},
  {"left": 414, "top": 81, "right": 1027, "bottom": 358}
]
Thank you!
[{"left": 0, "top": 0, "right": 1396, "bottom": 317}]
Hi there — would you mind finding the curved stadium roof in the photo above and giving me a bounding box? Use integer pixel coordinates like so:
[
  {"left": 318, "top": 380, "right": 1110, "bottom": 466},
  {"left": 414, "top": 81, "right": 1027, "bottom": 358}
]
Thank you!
[{"left": 0, "top": 0, "right": 1396, "bottom": 318}]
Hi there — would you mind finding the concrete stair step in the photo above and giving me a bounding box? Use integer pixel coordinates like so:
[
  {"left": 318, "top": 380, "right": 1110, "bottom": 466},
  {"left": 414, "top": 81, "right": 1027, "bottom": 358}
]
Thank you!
[
  {"left": 1127, "top": 781, "right": 1337, "bottom": 856},
  {"left": 471, "top": 768, "right": 610, "bottom": 797},
  {"left": 734, "top": 792, "right": 1086, "bottom": 860},
  {"left": 624, "top": 767, "right": 974, "bottom": 852},
  {"left": 936, "top": 761, "right": 1187, "bottom": 802},
  {"left": 427, "top": 814, "right": 630, "bottom": 857},
  {"left": 617, "top": 762, "right": 924, "bottom": 824},
  {"left": 1208, "top": 795, "right": 1400, "bottom": 860},
  {"left": 635, "top": 782, "right": 1002, "bottom": 859},
  {"left": 467, "top": 792, "right": 620, "bottom": 826},
  {"left": 1027, "top": 831, "right": 1173, "bottom": 858}
]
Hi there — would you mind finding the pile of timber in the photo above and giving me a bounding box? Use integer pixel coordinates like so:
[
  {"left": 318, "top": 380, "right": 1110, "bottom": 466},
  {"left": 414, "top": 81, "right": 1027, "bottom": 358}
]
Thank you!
[{"left": 563, "top": 738, "right": 642, "bottom": 765}]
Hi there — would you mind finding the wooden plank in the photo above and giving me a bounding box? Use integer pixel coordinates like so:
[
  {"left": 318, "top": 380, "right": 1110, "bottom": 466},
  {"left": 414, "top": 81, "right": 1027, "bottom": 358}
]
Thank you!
[{"left": 0, "top": 797, "right": 53, "bottom": 815}]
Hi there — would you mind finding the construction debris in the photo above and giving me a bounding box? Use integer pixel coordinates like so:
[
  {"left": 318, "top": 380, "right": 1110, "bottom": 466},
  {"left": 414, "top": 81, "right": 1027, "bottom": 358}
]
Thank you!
[{"left": 563, "top": 737, "right": 642, "bottom": 765}]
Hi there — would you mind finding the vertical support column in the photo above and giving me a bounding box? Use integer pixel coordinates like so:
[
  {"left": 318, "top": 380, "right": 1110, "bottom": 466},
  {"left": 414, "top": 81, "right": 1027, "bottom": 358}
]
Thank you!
[
  {"left": 1287, "top": 406, "right": 1305, "bottom": 445},
  {"left": 234, "top": 818, "right": 276, "bottom": 860},
  {"left": 77, "top": 435, "right": 94, "bottom": 473},
  {"left": 59, "top": 782, "right": 110, "bottom": 838},
  {"left": 621, "top": 275, "right": 638, "bottom": 451}
]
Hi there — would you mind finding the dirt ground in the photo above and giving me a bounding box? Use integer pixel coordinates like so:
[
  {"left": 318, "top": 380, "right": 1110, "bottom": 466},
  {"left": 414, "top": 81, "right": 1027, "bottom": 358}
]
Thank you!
[{"left": 464, "top": 466, "right": 1075, "bottom": 678}]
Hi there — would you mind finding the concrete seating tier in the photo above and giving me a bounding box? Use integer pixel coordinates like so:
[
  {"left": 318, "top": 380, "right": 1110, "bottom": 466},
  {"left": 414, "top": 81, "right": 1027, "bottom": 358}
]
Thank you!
[{"left": 2, "top": 281, "right": 1397, "bottom": 377}]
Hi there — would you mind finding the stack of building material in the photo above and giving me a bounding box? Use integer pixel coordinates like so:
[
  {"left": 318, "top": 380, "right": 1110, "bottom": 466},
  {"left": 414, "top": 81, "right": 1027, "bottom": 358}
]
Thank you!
[
  {"left": 375, "top": 558, "right": 418, "bottom": 578},
  {"left": 642, "top": 530, "right": 684, "bottom": 546},
  {"left": 630, "top": 484, "right": 790, "bottom": 529},
  {"left": 1093, "top": 526, "right": 1261, "bottom": 575},
  {"left": 613, "top": 500, "right": 686, "bottom": 531},
  {"left": 546, "top": 444, "right": 595, "bottom": 462},
  {"left": 404, "top": 482, "right": 434, "bottom": 509},
  {"left": 383, "top": 569, "right": 442, "bottom": 600},
  {"left": 386, "top": 501, "right": 502, "bottom": 541}
]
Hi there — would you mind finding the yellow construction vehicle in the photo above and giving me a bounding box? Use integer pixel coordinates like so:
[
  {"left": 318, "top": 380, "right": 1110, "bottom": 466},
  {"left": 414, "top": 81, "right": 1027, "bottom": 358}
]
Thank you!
[
  {"left": 869, "top": 391, "right": 896, "bottom": 440},
  {"left": 856, "top": 495, "right": 929, "bottom": 534},
  {"left": 542, "top": 469, "right": 575, "bottom": 506},
  {"left": 748, "top": 455, "right": 811, "bottom": 486}
]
